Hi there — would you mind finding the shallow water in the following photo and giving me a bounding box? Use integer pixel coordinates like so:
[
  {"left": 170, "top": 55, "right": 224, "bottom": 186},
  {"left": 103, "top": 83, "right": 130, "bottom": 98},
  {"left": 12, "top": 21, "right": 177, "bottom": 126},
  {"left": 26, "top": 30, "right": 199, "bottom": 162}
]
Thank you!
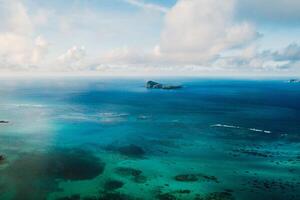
[{"left": 0, "top": 78, "right": 299, "bottom": 200}]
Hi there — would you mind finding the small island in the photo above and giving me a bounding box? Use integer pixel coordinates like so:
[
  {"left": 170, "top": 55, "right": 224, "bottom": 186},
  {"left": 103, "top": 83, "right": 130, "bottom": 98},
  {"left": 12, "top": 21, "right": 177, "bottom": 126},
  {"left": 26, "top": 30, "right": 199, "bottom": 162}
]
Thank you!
[
  {"left": 288, "top": 79, "right": 300, "bottom": 83},
  {"left": 146, "top": 81, "right": 182, "bottom": 90},
  {"left": 0, "top": 120, "right": 9, "bottom": 124}
]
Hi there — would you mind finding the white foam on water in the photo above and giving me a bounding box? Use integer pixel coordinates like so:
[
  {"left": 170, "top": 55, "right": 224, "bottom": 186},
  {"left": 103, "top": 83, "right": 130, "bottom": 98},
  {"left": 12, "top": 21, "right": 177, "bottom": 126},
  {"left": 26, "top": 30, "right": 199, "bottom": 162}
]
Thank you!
[
  {"left": 249, "top": 128, "right": 272, "bottom": 134},
  {"left": 58, "top": 112, "right": 129, "bottom": 123},
  {"left": 11, "top": 104, "right": 46, "bottom": 108},
  {"left": 263, "top": 130, "right": 271, "bottom": 134},
  {"left": 97, "top": 112, "right": 129, "bottom": 123},
  {"left": 98, "top": 112, "right": 129, "bottom": 118},
  {"left": 211, "top": 124, "right": 240, "bottom": 129},
  {"left": 212, "top": 124, "right": 272, "bottom": 134},
  {"left": 58, "top": 113, "right": 94, "bottom": 121},
  {"left": 249, "top": 128, "right": 263, "bottom": 132}
]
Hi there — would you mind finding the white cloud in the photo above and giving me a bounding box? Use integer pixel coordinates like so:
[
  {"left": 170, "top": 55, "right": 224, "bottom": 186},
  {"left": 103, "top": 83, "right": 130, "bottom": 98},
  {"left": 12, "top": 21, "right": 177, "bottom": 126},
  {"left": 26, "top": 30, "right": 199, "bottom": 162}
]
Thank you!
[
  {"left": 158, "top": 0, "right": 259, "bottom": 64},
  {"left": 100, "top": 47, "right": 154, "bottom": 65},
  {"left": 31, "top": 36, "right": 49, "bottom": 64},
  {"left": 57, "top": 0, "right": 299, "bottom": 75},
  {"left": 57, "top": 46, "right": 86, "bottom": 70},
  {"left": 0, "top": 0, "right": 49, "bottom": 70},
  {"left": 0, "top": 33, "right": 49, "bottom": 70},
  {"left": 0, "top": 0, "right": 299, "bottom": 75},
  {"left": 123, "top": 0, "right": 168, "bottom": 13},
  {"left": 0, "top": 0, "right": 33, "bottom": 34},
  {"left": 0, "top": 33, "right": 30, "bottom": 55},
  {"left": 272, "top": 43, "right": 300, "bottom": 61},
  {"left": 214, "top": 43, "right": 300, "bottom": 71},
  {"left": 0, "top": 33, "right": 31, "bottom": 68},
  {"left": 32, "top": 9, "right": 53, "bottom": 27},
  {"left": 97, "top": 0, "right": 260, "bottom": 68},
  {"left": 96, "top": 42, "right": 300, "bottom": 75}
]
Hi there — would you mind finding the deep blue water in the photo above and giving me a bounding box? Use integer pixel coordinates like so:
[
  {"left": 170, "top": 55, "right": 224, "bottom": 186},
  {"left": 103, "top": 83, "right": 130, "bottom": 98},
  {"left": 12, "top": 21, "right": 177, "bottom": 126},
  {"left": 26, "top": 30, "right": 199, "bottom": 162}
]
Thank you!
[{"left": 0, "top": 78, "right": 299, "bottom": 200}]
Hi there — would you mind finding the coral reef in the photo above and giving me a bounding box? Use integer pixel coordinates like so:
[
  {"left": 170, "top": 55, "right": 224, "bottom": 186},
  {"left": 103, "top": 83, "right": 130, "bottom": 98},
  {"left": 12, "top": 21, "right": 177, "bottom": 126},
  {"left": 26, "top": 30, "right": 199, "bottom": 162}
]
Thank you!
[{"left": 104, "top": 180, "right": 124, "bottom": 190}]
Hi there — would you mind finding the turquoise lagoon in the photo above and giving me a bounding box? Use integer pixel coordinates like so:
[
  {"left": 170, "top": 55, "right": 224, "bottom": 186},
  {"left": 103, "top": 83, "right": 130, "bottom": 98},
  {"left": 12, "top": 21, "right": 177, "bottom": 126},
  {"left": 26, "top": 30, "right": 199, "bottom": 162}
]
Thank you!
[{"left": 0, "top": 78, "right": 299, "bottom": 200}]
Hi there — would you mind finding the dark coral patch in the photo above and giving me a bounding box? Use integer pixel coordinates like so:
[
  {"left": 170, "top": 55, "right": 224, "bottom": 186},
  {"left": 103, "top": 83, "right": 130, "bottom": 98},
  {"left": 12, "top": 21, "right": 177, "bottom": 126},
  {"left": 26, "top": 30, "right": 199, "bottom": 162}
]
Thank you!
[
  {"left": 104, "top": 180, "right": 124, "bottom": 190},
  {"left": 98, "top": 192, "right": 134, "bottom": 200},
  {"left": 176, "top": 189, "right": 191, "bottom": 194},
  {"left": 174, "top": 173, "right": 219, "bottom": 183},
  {"left": 156, "top": 193, "right": 177, "bottom": 200},
  {"left": 56, "top": 194, "right": 81, "bottom": 200},
  {"left": 0, "top": 155, "right": 5, "bottom": 164},
  {"left": 174, "top": 174, "right": 198, "bottom": 182},
  {"left": 115, "top": 167, "right": 142, "bottom": 177},
  {"left": 133, "top": 175, "right": 147, "bottom": 184},
  {"left": 114, "top": 167, "right": 147, "bottom": 184},
  {"left": 4, "top": 149, "right": 105, "bottom": 200},
  {"left": 198, "top": 174, "right": 219, "bottom": 183},
  {"left": 117, "top": 145, "right": 145, "bottom": 158},
  {"left": 7, "top": 149, "right": 105, "bottom": 181},
  {"left": 205, "top": 192, "right": 235, "bottom": 200}
]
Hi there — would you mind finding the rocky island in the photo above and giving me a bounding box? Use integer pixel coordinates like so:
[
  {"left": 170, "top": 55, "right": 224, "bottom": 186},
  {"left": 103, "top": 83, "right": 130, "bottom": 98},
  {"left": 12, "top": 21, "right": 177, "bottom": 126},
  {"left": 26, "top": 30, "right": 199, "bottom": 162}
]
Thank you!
[
  {"left": 146, "top": 81, "right": 182, "bottom": 90},
  {"left": 288, "top": 79, "right": 300, "bottom": 83}
]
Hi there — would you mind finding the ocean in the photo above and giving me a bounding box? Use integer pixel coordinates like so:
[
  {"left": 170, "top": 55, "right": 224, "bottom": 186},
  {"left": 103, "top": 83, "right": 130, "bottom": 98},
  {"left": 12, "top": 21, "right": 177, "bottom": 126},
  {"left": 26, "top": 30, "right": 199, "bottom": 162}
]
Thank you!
[{"left": 0, "top": 77, "right": 299, "bottom": 200}]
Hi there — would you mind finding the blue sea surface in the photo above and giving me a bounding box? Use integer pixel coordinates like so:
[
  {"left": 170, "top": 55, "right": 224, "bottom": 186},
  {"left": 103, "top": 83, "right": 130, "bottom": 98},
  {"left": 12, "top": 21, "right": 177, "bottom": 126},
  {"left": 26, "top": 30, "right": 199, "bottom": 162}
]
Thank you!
[{"left": 0, "top": 78, "right": 299, "bottom": 200}]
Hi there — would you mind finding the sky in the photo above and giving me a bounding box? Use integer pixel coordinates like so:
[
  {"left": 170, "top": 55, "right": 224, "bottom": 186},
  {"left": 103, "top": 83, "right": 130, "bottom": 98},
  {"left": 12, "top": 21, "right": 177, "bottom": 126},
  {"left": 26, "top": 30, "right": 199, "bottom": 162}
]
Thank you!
[{"left": 0, "top": 0, "right": 300, "bottom": 76}]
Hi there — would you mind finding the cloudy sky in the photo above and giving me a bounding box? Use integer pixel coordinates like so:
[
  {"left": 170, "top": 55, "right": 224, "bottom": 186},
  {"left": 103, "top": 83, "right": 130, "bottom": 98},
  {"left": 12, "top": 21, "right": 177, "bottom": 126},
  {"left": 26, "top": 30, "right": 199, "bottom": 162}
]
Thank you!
[{"left": 0, "top": 0, "right": 300, "bottom": 76}]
